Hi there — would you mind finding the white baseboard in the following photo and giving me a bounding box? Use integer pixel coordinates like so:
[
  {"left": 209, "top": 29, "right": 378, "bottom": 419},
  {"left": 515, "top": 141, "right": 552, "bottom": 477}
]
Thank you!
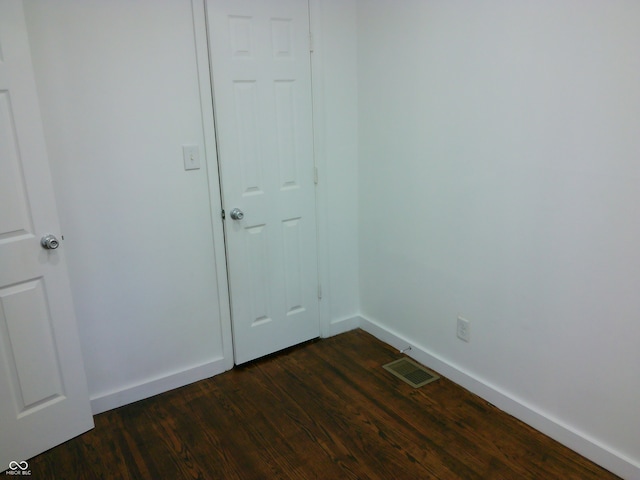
[
  {"left": 90, "top": 313, "right": 360, "bottom": 414},
  {"left": 323, "top": 314, "right": 362, "bottom": 338},
  {"left": 90, "top": 357, "right": 230, "bottom": 415},
  {"left": 360, "top": 315, "right": 640, "bottom": 480},
  {"left": 90, "top": 312, "right": 362, "bottom": 415}
]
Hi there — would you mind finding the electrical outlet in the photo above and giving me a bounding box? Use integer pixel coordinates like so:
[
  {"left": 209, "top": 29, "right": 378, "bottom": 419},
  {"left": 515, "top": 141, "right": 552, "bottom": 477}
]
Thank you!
[{"left": 457, "top": 316, "right": 470, "bottom": 342}]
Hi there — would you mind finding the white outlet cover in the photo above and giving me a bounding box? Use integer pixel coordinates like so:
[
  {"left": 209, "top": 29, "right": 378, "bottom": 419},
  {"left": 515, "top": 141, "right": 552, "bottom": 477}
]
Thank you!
[
  {"left": 457, "top": 316, "right": 470, "bottom": 342},
  {"left": 183, "top": 145, "right": 200, "bottom": 171}
]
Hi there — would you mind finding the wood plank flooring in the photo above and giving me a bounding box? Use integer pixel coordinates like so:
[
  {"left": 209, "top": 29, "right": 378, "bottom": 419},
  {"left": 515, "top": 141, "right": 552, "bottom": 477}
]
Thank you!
[{"left": 30, "top": 329, "right": 619, "bottom": 479}]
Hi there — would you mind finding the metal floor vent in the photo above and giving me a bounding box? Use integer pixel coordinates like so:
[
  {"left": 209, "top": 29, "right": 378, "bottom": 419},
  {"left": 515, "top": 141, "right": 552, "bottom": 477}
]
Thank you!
[{"left": 383, "top": 357, "right": 440, "bottom": 388}]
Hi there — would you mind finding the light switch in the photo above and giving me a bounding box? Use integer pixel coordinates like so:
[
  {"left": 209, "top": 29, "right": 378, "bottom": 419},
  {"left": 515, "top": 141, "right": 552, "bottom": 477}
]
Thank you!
[{"left": 183, "top": 145, "right": 200, "bottom": 171}]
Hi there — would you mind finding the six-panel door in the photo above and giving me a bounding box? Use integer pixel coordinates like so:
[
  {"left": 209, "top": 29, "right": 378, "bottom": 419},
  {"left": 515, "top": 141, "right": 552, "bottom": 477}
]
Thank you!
[
  {"left": 0, "top": 1, "right": 93, "bottom": 467},
  {"left": 207, "top": 0, "right": 320, "bottom": 364}
]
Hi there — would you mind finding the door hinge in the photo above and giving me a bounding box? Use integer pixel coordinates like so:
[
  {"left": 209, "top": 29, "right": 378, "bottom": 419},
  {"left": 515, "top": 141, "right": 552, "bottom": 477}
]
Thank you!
[
  {"left": 314, "top": 166, "right": 318, "bottom": 185},
  {"left": 317, "top": 284, "right": 322, "bottom": 299},
  {"left": 309, "top": 32, "right": 314, "bottom": 53},
  {"left": 221, "top": 209, "right": 225, "bottom": 220}
]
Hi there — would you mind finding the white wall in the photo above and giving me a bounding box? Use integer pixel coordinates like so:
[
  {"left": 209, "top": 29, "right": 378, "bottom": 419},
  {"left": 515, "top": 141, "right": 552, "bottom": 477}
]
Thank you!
[
  {"left": 24, "top": 0, "right": 231, "bottom": 412},
  {"left": 23, "top": 0, "right": 359, "bottom": 412},
  {"left": 311, "top": 0, "right": 360, "bottom": 335},
  {"left": 357, "top": 0, "right": 640, "bottom": 477},
  {"left": 19, "top": 0, "right": 640, "bottom": 474}
]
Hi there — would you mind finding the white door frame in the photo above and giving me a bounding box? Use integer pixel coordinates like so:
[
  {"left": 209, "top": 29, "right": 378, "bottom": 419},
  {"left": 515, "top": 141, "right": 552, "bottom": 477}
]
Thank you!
[
  {"left": 191, "top": 0, "right": 234, "bottom": 369},
  {"left": 192, "top": 0, "right": 333, "bottom": 365},
  {"left": 307, "top": 0, "right": 332, "bottom": 338}
]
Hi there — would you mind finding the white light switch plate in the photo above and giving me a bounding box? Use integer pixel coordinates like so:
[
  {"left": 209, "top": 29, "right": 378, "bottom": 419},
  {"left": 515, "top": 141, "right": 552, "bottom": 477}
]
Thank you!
[{"left": 182, "top": 145, "right": 200, "bottom": 171}]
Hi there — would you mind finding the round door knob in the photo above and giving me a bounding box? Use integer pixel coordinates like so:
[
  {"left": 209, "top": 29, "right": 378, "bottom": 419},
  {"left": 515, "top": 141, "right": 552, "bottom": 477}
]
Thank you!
[
  {"left": 229, "top": 208, "right": 244, "bottom": 220},
  {"left": 41, "top": 234, "right": 60, "bottom": 250}
]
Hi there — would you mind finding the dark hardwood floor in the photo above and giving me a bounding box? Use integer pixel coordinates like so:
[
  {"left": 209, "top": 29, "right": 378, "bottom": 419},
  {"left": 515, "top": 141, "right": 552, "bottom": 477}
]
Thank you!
[{"left": 30, "top": 329, "right": 619, "bottom": 479}]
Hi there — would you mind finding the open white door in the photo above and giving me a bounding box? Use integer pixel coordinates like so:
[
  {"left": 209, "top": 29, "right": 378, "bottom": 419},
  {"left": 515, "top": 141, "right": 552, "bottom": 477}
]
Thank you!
[
  {"left": 207, "top": 0, "right": 320, "bottom": 364},
  {"left": 0, "top": 1, "right": 93, "bottom": 468}
]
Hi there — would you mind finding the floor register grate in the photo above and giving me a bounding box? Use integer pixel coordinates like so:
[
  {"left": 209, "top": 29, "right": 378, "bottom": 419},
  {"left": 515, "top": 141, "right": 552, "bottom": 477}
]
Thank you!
[{"left": 383, "top": 357, "right": 440, "bottom": 388}]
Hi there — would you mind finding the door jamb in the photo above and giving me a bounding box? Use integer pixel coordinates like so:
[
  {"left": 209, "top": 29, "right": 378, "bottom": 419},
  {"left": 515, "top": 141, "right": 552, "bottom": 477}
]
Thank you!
[
  {"left": 191, "top": 0, "right": 235, "bottom": 369},
  {"left": 308, "top": 0, "right": 333, "bottom": 338}
]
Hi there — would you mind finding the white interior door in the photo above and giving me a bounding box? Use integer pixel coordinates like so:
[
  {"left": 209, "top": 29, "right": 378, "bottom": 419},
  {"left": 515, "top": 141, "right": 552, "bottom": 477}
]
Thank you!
[
  {"left": 0, "top": 1, "right": 93, "bottom": 467},
  {"left": 206, "top": 0, "right": 319, "bottom": 364}
]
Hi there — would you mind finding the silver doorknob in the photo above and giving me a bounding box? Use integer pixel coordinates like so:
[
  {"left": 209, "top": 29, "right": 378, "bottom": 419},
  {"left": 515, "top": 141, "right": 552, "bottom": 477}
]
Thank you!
[
  {"left": 229, "top": 208, "right": 244, "bottom": 220},
  {"left": 41, "top": 234, "right": 60, "bottom": 250}
]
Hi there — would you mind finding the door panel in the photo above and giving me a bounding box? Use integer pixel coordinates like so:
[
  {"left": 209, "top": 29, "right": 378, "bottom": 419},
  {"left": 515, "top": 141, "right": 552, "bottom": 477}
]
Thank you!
[
  {"left": 0, "top": 1, "right": 93, "bottom": 467},
  {"left": 0, "top": 279, "right": 64, "bottom": 410},
  {"left": 0, "top": 92, "right": 32, "bottom": 236},
  {"left": 207, "top": 0, "right": 319, "bottom": 364}
]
